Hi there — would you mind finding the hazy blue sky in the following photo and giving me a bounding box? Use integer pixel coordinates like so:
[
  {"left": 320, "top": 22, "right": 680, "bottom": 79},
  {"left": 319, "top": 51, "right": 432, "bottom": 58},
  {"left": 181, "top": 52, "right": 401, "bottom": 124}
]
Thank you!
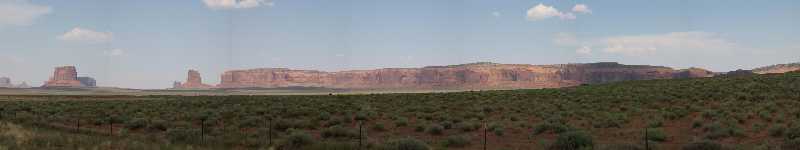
[{"left": 1, "top": 0, "right": 798, "bottom": 89}]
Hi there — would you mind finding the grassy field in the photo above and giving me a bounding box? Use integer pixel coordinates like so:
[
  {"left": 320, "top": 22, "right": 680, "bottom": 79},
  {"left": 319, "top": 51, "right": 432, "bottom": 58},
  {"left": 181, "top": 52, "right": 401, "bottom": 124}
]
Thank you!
[{"left": 1, "top": 72, "right": 799, "bottom": 150}]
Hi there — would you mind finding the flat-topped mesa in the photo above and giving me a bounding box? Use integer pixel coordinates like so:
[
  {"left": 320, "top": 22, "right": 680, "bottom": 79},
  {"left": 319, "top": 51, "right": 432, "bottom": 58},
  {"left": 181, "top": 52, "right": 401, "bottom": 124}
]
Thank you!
[
  {"left": 43, "top": 66, "right": 85, "bottom": 87},
  {"left": 216, "top": 62, "right": 714, "bottom": 90},
  {"left": 0, "top": 77, "right": 11, "bottom": 88},
  {"left": 173, "top": 69, "right": 213, "bottom": 89},
  {"left": 753, "top": 63, "right": 800, "bottom": 74}
]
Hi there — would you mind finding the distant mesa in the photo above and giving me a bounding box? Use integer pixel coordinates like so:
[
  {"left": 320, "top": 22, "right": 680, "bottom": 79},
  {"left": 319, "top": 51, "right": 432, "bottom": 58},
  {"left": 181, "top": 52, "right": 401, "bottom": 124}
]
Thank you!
[
  {"left": 753, "top": 62, "right": 800, "bottom": 74},
  {"left": 42, "top": 66, "right": 96, "bottom": 88},
  {"left": 172, "top": 69, "right": 213, "bottom": 89},
  {"left": 0, "top": 77, "right": 31, "bottom": 88},
  {"left": 0, "top": 77, "right": 12, "bottom": 88},
  {"left": 214, "top": 62, "right": 714, "bottom": 90}
]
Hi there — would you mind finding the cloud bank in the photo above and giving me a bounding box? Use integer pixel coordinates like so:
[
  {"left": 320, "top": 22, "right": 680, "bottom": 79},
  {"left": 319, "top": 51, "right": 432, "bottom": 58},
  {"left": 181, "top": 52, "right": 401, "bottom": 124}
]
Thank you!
[
  {"left": 554, "top": 31, "right": 735, "bottom": 56},
  {"left": 58, "top": 27, "right": 113, "bottom": 43},
  {"left": 0, "top": 0, "right": 51, "bottom": 27},
  {"left": 203, "top": 0, "right": 273, "bottom": 10}
]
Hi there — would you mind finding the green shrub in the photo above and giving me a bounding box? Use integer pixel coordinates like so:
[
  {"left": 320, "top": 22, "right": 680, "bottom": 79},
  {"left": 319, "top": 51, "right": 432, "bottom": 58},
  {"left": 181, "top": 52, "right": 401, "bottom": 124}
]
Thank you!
[
  {"left": 166, "top": 127, "right": 198, "bottom": 144},
  {"left": 378, "top": 138, "right": 429, "bottom": 150},
  {"left": 124, "top": 118, "right": 147, "bottom": 129},
  {"left": 426, "top": 124, "right": 444, "bottom": 135},
  {"left": 782, "top": 138, "right": 800, "bottom": 150},
  {"left": 394, "top": 118, "right": 408, "bottom": 127},
  {"left": 318, "top": 112, "right": 331, "bottom": 121},
  {"left": 414, "top": 124, "right": 426, "bottom": 132},
  {"left": 493, "top": 127, "right": 505, "bottom": 136},
  {"left": 600, "top": 143, "right": 643, "bottom": 150},
  {"left": 442, "top": 135, "right": 471, "bottom": 148},
  {"left": 456, "top": 122, "right": 480, "bottom": 132},
  {"left": 549, "top": 131, "right": 594, "bottom": 150},
  {"left": 147, "top": 119, "right": 168, "bottom": 131},
  {"left": 534, "top": 122, "right": 572, "bottom": 135},
  {"left": 646, "top": 128, "right": 667, "bottom": 142},
  {"left": 321, "top": 126, "right": 358, "bottom": 139},
  {"left": 769, "top": 125, "right": 786, "bottom": 137},
  {"left": 283, "top": 131, "right": 314, "bottom": 149},
  {"left": 786, "top": 126, "right": 800, "bottom": 140},
  {"left": 373, "top": 123, "right": 387, "bottom": 132},
  {"left": 682, "top": 140, "right": 722, "bottom": 150}
]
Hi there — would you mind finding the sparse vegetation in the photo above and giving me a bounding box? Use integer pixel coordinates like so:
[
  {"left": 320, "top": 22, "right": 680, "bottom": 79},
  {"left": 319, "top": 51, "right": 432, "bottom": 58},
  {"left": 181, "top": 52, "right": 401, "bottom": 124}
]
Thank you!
[{"left": 1, "top": 72, "right": 799, "bottom": 149}]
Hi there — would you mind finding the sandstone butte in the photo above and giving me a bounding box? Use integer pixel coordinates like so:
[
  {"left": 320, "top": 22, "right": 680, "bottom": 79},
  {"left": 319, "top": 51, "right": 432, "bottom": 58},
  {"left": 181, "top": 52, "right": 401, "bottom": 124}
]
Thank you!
[
  {"left": 43, "top": 66, "right": 85, "bottom": 87},
  {"left": 753, "top": 63, "right": 800, "bottom": 74},
  {"left": 210, "top": 62, "right": 715, "bottom": 90},
  {"left": 173, "top": 70, "right": 213, "bottom": 89}
]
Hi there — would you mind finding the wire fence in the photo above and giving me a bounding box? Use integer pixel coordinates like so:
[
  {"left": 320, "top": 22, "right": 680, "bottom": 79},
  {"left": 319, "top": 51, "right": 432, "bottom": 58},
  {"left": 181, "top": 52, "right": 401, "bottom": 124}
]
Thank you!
[{"left": 0, "top": 108, "right": 755, "bottom": 150}]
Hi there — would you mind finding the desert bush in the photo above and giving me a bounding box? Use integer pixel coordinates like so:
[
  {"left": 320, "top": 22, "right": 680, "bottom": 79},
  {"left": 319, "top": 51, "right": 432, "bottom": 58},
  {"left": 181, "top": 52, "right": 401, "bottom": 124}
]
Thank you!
[
  {"left": 769, "top": 125, "right": 786, "bottom": 137},
  {"left": 372, "top": 123, "right": 387, "bottom": 132},
  {"left": 549, "top": 131, "right": 594, "bottom": 150},
  {"left": 166, "top": 127, "right": 199, "bottom": 144},
  {"left": 282, "top": 131, "right": 314, "bottom": 149},
  {"left": 321, "top": 126, "right": 358, "bottom": 139},
  {"left": 377, "top": 138, "right": 429, "bottom": 150},
  {"left": 534, "top": 122, "right": 572, "bottom": 135},
  {"left": 646, "top": 128, "right": 667, "bottom": 142},
  {"left": 600, "top": 143, "right": 643, "bottom": 150},
  {"left": 456, "top": 122, "right": 480, "bottom": 132},
  {"left": 426, "top": 124, "right": 444, "bottom": 135},
  {"left": 493, "top": 126, "right": 505, "bottom": 136},
  {"left": 682, "top": 140, "right": 722, "bottom": 150},
  {"left": 442, "top": 135, "right": 471, "bottom": 148},
  {"left": 785, "top": 125, "right": 800, "bottom": 140},
  {"left": 124, "top": 118, "right": 147, "bottom": 129},
  {"left": 414, "top": 124, "right": 425, "bottom": 132},
  {"left": 394, "top": 118, "right": 408, "bottom": 127},
  {"left": 147, "top": 119, "right": 168, "bottom": 131}
]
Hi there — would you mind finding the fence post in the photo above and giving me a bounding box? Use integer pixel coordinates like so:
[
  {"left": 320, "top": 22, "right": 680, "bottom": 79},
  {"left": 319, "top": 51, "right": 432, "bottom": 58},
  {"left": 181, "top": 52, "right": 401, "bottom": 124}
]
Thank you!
[
  {"left": 76, "top": 119, "right": 80, "bottom": 133},
  {"left": 484, "top": 123, "right": 488, "bottom": 150},
  {"left": 268, "top": 117, "right": 273, "bottom": 146},
  {"left": 109, "top": 116, "right": 113, "bottom": 136},
  {"left": 359, "top": 121, "right": 363, "bottom": 150},
  {"left": 644, "top": 128, "right": 650, "bottom": 150},
  {"left": 201, "top": 119, "right": 205, "bottom": 142}
]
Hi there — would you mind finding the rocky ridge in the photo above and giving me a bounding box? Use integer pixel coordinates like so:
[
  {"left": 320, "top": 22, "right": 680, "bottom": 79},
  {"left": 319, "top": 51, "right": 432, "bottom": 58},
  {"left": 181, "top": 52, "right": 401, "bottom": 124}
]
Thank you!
[{"left": 214, "top": 62, "right": 713, "bottom": 90}]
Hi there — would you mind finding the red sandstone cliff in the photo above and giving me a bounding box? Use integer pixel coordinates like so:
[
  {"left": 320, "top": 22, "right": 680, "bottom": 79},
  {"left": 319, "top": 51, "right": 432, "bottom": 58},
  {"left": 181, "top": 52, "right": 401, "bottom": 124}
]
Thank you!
[
  {"left": 173, "top": 70, "right": 213, "bottom": 89},
  {"left": 216, "top": 62, "right": 713, "bottom": 90},
  {"left": 43, "top": 66, "right": 84, "bottom": 87}
]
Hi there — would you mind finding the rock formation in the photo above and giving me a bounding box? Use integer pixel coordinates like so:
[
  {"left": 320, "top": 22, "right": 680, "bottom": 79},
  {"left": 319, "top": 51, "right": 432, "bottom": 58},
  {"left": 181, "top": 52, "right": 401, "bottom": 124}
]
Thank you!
[
  {"left": 16, "top": 82, "right": 30, "bottom": 88},
  {"left": 77, "top": 77, "right": 96, "bottom": 87},
  {"left": 173, "top": 70, "right": 213, "bottom": 89},
  {"left": 217, "top": 62, "right": 713, "bottom": 90},
  {"left": 0, "top": 77, "right": 11, "bottom": 88},
  {"left": 43, "top": 66, "right": 84, "bottom": 87},
  {"left": 753, "top": 63, "right": 800, "bottom": 74}
]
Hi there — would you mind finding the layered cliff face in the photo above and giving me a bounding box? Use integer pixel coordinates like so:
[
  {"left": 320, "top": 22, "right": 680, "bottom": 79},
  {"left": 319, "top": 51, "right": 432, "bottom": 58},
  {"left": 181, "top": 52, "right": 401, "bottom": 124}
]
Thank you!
[
  {"left": 753, "top": 63, "right": 800, "bottom": 74},
  {"left": 217, "top": 62, "right": 712, "bottom": 90},
  {"left": 43, "top": 66, "right": 84, "bottom": 87},
  {"left": 174, "top": 70, "right": 213, "bottom": 89}
]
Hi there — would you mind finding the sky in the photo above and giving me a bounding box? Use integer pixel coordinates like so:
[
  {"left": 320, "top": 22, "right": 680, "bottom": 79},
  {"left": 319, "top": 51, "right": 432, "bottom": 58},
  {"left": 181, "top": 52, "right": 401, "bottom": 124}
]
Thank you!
[{"left": 0, "top": 0, "right": 798, "bottom": 89}]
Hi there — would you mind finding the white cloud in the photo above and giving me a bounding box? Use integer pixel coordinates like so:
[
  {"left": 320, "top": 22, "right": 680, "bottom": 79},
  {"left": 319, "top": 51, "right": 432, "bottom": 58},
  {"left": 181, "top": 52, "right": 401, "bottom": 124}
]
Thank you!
[
  {"left": 553, "top": 31, "right": 735, "bottom": 56},
  {"left": 601, "top": 32, "right": 734, "bottom": 56},
  {"left": 203, "top": 0, "right": 273, "bottom": 10},
  {"left": 572, "top": 4, "right": 592, "bottom": 14},
  {"left": 576, "top": 46, "right": 592, "bottom": 55},
  {"left": 58, "top": 27, "right": 113, "bottom": 43},
  {"left": 105, "top": 49, "right": 125, "bottom": 56},
  {"left": 0, "top": 0, "right": 51, "bottom": 27},
  {"left": 492, "top": 11, "right": 501, "bottom": 17},
  {"left": 526, "top": 3, "right": 576, "bottom": 21}
]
